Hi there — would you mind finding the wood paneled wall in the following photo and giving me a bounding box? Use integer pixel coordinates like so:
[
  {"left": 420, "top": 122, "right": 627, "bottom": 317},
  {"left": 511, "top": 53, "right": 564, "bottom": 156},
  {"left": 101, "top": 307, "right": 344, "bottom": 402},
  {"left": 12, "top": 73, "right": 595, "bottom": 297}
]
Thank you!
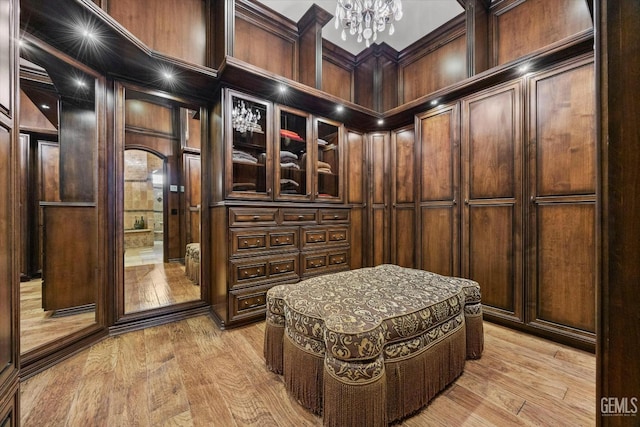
[
  {"left": 597, "top": 1, "right": 640, "bottom": 422},
  {"left": 59, "top": 102, "right": 96, "bottom": 202},
  {"left": 400, "top": 30, "right": 467, "bottom": 104},
  {"left": 105, "top": 0, "right": 208, "bottom": 66},
  {"left": 0, "top": 0, "right": 20, "bottom": 421},
  {"left": 490, "top": 0, "right": 592, "bottom": 66},
  {"left": 234, "top": 0, "right": 298, "bottom": 81}
]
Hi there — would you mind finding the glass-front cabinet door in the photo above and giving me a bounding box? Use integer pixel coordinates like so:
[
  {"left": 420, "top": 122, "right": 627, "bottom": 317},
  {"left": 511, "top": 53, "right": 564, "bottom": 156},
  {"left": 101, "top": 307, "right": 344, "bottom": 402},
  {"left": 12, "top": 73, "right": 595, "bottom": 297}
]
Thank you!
[
  {"left": 226, "top": 90, "right": 272, "bottom": 199},
  {"left": 315, "top": 118, "right": 343, "bottom": 202},
  {"left": 275, "top": 105, "right": 312, "bottom": 201}
]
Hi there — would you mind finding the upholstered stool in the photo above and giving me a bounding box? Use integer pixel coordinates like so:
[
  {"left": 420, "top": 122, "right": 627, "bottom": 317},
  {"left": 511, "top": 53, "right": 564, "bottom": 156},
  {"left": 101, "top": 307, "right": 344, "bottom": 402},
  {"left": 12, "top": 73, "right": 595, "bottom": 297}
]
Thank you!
[
  {"left": 185, "top": 243, "right": 200, "bottom": 285},
  {"left": 264, "top": 264, "right": 483, "bottom": 426}
]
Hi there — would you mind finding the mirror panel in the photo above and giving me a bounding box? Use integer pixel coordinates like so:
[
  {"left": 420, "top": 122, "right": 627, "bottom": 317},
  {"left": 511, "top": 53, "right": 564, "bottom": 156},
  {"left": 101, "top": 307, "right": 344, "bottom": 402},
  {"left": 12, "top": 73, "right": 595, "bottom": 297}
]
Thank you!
[
  {"left": 121, "top": 88, "right": 202, "bottom": 315},
  {"left": 18, "top": 39, "right": 100, "bottom": 355}
]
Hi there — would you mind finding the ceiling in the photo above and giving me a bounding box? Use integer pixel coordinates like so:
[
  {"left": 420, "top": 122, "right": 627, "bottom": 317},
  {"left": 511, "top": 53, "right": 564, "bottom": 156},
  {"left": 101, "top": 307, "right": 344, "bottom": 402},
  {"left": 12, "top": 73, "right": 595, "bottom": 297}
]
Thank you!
[{"left": 257, "top": 0, "right": 464, "bottom": 55}]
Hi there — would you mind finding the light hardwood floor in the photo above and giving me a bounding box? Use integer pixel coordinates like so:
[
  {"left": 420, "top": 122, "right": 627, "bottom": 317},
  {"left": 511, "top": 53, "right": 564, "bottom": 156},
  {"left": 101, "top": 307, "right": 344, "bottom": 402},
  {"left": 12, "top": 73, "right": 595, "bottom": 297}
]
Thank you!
[
  {"left": 20, "top": 279, "right": 95, "bottom": 354},
  {"left": 20, "top": 317, "right": 595, "bottom": 426}
]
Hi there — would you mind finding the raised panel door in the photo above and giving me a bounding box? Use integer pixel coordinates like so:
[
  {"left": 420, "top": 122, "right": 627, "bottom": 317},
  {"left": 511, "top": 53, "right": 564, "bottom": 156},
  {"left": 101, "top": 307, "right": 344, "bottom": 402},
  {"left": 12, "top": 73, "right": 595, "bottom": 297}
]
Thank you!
[
  {"left": 462, "top": 82, "right": 523, "bottom": 321},
  {"left": 528, "top": 59, "right": 596, "bottom": 341},
  {"left": 417, "top": 104, "right": 460, "bottom": 276},
  {"left": 183, "top": 153, "right": 201, "bottom": 245},
  {"left": 391, "top": 126, "right": 416, "bottom": 268},
  {"left": 367, "top": 132, "right": 389, "bottom": 266}
]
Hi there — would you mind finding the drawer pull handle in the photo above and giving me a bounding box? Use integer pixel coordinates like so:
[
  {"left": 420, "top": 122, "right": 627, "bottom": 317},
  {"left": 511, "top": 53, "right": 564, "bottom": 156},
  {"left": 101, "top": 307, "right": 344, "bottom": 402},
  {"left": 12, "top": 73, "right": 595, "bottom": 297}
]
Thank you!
[
  {"left": 333, "top": 215, "right": 339, "bottom": 219},
  {"left": 275, "top": 267, "right": 280, "bottom": 272},
  {"left": 275, "top": 238, "right": 279, "bottom": 243},
  {"left": 252, "top": 215, "right": 260, "bottom": 220},
  {"left": 335, "top": 258, "right": 344, "bottom": 264},
  {"left": 298, "top": 215, "right": 304, "bottom": 220},
  {"left": 243, "top": 301, "right": 261, "bottom": 308}
]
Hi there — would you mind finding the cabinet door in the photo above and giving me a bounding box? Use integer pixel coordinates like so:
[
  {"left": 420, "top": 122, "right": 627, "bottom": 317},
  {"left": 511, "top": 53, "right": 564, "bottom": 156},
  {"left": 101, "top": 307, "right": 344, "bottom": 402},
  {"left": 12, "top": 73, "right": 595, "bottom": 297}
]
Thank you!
[
  {"left": 462, "top": 82, "right": 523, "bottom": 322},
  {"left": 275, "top": 105, "right": 312, "bottom": 201},
  {"left": 367, "top": 132, "right": 390, "bottom": 266},
  {"left": 183, "top": 153, "right": 200, "bottom": 245},
  {"left": 528, "top": 59, "right": 596, "bottom": 339},
  {"left": 315, "top": 117, "right": 343, "bottom": 202},
  {"left": 390, "top": 125, "right": 416, "bottom": 268},
  {"left": 225, "top": 90, "right": 272, "bottom": 200},
  {"left": 345, "top": 130, "right": 366, "bottom": 270},
  {"left": 417, "top": 104, "right": 460, "bottom": 276}
]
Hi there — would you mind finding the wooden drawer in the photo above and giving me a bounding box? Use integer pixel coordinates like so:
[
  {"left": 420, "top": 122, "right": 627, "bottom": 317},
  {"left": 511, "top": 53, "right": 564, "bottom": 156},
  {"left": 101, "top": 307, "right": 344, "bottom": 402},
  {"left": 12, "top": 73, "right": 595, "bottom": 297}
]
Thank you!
[
  {"left": 269, "top": 230, "right": 297, "bottom": 249},
  {"left": 301, "top": 226, "right": 350, "bottom": 249},
  {"left": 319, "top": 209, "right": 350, "bottom": 223},
  {"left": 230, "top": 254, "right": 299, "bottom": 288},
  {"left": 231, "top": 228, "right": 297, "bottom": 256},
  {"left": 301, "top": 249, "right": 350, "bottom": 276},
  {"left": 229, "top": 208, "right": 278, "bottom": 227},
  {"left": 229, "top": 283, "right": 271, "bottom": 323},
  {"left": 281, "top": 208, "right": 318, "bottom": 224}
]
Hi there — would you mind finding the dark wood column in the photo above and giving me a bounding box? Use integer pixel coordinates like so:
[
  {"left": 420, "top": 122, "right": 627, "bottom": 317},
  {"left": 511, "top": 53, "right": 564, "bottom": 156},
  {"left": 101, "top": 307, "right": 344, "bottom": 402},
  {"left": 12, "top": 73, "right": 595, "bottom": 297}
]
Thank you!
[
  {"left": 464, "top": 0, "right": 490, "bottom": 76},
  {"left": 297, "top": 4, "right": 333, "bottom": 90},
  {"left": 597, "top": 0, "right": 640, "bottom": 424}
]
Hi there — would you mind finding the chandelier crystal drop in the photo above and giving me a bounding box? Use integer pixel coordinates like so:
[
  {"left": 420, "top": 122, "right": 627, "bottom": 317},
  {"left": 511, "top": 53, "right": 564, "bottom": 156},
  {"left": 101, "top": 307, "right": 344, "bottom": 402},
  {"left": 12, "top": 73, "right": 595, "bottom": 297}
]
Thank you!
[
  {"left": 231, "top": 100, "right": 262, "bottom": 134},
  {"left": 335, "top": 0, "right": 403, "bottom": 48}
]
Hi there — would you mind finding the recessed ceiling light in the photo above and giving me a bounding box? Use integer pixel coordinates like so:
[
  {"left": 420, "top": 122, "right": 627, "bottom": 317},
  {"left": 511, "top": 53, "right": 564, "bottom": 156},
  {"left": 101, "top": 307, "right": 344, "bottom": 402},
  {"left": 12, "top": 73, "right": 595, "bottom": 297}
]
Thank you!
[
  {"left": 430, "top": 99, "right": 439, "bottom": 106},
  {"left": 279, "top": 85, "right": 287, "bottom": 93},
  {"left": 336, "top": 105, "right": 344, "bottom": 113},
  {"left": 377, "top": 119, "right": 384, "bottom": 125},
  {"left": 41, "top": 104, "right": 50, "bottom": 110},
  {"left": 519, "top": 64, "right": 529, "bottom": 73},
  {"left": 76, "top": 79, "right": 86, "bottom": 87},
  {"left": 163, "top": 71, "right": 174, "bottom": 80}
]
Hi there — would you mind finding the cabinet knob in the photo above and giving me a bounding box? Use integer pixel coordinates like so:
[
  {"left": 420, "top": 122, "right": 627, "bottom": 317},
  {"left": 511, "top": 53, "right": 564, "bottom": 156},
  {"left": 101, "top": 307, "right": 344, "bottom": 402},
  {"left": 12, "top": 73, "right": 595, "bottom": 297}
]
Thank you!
[
  {"left": 530, "top": 196, "right": 536, "bottom": 203},
  {"left": 275, "top": 267, "right": 280, "bottom": 272},
  {"left": 275, "top": 238, "right": 280, "bottom": 243},
  {"left": 333, "top": 215, "right": 339, "bottom": 219},
  {"left": 252, "top": 215, "right": 260, "bottom": 220},
  {"left": 452, "top": 199, "right": 457, "bottom": 205},
  {"left": 267, "top": 188, "right": 272, "bottom": 195},
  {"left": 298, "top": 215, "right": 304, "bottom": 220},
  {"left": 464, "top": 199, "right": 469, "bottom": 205}
]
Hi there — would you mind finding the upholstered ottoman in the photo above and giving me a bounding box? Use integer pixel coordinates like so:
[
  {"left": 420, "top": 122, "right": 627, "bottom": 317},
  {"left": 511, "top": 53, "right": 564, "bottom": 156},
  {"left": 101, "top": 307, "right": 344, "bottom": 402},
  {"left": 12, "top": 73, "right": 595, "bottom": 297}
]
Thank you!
[
  {"left": 264, "top": 264, "right": 483, "bottom": 426},
  {"left": 185, "top": 243, "right": 200, "bottom": 285}
]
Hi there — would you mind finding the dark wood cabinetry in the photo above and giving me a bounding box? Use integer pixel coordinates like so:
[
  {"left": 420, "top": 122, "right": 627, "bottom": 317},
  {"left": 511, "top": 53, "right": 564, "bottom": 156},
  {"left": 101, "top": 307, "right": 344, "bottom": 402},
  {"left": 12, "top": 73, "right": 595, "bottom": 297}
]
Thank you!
[
  {"left": 527, "top": 58, "right": 596, "bottom": 343},
  {"left": 461, "top": 81, "right": 524, "bottom": 322},
  {"left": 210, "top": 89, "right": 350, "bottom": 328},
  {"left": 416, "top": 58, "right": 596, "bottom": 347},
  {"left": 211, "top": 205, "right": 350, "bottom": 327},
  {"left": 366, "top": 132, "right": 390, "bottom": 266},
  {"left": 416, "top": 103, "right": 460, "bottom": 277}
]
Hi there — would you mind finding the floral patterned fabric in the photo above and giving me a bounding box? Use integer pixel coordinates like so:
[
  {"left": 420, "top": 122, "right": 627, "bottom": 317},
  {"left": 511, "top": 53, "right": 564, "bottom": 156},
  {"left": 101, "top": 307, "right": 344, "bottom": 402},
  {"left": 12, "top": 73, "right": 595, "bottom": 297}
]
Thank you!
[{"left": 267, "top": 264, "right": 482, "bottom": 383}]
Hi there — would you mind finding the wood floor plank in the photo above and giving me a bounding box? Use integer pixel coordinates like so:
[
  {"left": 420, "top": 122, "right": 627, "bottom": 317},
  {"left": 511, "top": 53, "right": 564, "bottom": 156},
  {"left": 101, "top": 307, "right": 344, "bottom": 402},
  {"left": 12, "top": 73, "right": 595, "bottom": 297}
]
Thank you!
[{"left": 20, "top": 317, "right": 596, "bottom": 427}]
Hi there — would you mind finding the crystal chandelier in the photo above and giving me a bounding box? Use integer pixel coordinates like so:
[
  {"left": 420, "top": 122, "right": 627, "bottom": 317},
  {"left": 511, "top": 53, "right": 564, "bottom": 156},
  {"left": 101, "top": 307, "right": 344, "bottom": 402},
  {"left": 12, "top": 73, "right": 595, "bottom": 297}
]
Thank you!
[
  {"left": 231, "top": 100, "right": 262, "bottom": 134},
  {"left": 334, "top": 0, "right": 403, "bottom": 48}
]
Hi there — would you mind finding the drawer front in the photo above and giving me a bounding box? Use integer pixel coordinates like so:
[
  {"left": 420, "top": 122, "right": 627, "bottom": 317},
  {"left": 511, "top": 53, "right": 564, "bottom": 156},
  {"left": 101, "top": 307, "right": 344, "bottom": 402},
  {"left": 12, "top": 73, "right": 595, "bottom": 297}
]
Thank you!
[
  {"left": 303, "top": 253, "right": 327, "bottom": 272},
  {"left": 231, "top": 230, "right": 268, "bottom": 255},
  {"left": 327, "top": 227, "right": 349, "bottom": 244},
  {"left": 234, "top": 262, "right": 267, "bottom": 284},
  {"left": 302, "top": 226, "right": 350, "bottom": 249},
  {"left": 319, "top": 209, "right": 350, "bottom": 223},
  {"left": 302, "top": 229, "right": 327, "bottom": 246},
  {"left": 269, "top": 259, "right": 296, "bottom": 276},
  {"left": 269, "top": 230, "right": 297, "bottom": 249},
  {"left": 229, "top": 208, "right": 278, "bottom": 227},
  {"left": 328, "top": 251, "right": 349, "bottom": 267},
  {"left": 229, "top": 284, "right": 271, "bottom": 322},
  {"left": 301, "top": 250, "right": 350, "bottom": 277},
  {"left": 281, "top": 209, "right": 318, "bottom": 224},
  {"left": 230, "top": 255, "right": 299, "bottom": 288}
]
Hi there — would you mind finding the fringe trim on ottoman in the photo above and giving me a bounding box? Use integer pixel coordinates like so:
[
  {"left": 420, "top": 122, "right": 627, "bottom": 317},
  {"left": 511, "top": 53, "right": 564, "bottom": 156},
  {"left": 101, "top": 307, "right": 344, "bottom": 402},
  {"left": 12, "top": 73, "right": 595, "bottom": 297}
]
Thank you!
[
  {"left": 385, "top": 326, "right": 467, "bottom": 423},
  {"left": 283, "top": 334, "right": 324, "bottom": 415},
  {"left": 323, "top": 368, "right": 387, "bottom": 427},
  {"left": 264, "top": 322, "right": 284, "bottom": 374},
  {"left": 464, "top": 314, "right": 484, "bottom": 359}
]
